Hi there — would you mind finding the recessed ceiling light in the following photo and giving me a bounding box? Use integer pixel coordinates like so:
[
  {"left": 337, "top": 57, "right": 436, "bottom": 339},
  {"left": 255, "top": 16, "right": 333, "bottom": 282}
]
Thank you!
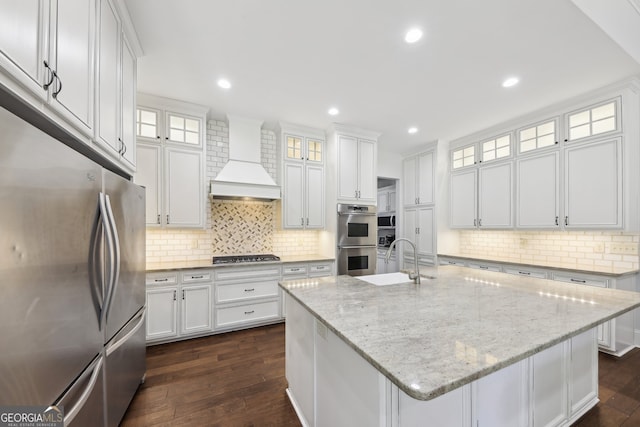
[
  {"left": 217, "top": 78, "right": 231, "bottom": 89},
  {"left": 502, "top": 77, "right": 519, "bottom": 88},
  {"left": 404, "top": 28, "right": 423, "bottom": 44},
  {"left": 408, "top": 127, "right": 418, "bottom": 134},
  {"left": 328, "top": 107, "right": 339, "bottom": 116}
]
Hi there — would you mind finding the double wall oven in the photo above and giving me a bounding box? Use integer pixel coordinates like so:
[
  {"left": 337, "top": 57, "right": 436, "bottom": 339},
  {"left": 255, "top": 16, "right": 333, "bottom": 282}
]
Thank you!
[{"left": 337, "top": 204, "right": 377, "bottom": 276}]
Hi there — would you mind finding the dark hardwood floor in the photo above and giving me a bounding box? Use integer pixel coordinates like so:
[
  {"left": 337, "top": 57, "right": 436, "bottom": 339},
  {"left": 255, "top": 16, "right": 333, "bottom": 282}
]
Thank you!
[{"left": 122, "top": 323, "right": 640, "bottom": 426}]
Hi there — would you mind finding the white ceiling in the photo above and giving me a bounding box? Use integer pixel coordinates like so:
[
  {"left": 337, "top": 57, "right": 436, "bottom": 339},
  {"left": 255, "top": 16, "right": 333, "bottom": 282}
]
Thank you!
[{"left": 124, "top": 0, "right": 640, "bottom": 154}]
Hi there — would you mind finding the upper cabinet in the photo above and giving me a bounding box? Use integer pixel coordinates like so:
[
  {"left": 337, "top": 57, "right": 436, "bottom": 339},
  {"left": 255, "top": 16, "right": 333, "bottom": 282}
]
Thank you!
[
  {"left": 326, "top": 125, "right": 379, "bottom": 204},
  {"left": 403, "top": 150, "right": 434, "bottom": 207},
  {"left": 277, "top": 123, "right": 325, "bottom": 230},
  {"left": 0, "top": 0, "right": 139, "bottom": 175},
  {"left": 134, "top": 94, "right": 208, "bottom": 229},
  {"left": 449, "top": 81, "right": 639, "bottom": 231}
]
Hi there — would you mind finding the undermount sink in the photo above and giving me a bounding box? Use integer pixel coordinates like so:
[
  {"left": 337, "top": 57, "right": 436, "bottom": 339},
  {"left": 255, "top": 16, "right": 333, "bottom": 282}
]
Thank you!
[{"left": 358, "top": 272, "right": 413, "bottom": 286}]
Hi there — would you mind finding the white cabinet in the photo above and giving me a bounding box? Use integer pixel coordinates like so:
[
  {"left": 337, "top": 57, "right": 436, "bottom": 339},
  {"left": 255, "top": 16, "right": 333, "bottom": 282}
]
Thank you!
[
  {"left": 473, "top": 360, "right": 528, "bottom": 427},
  {"left": 404, "top": 206, "right": 435, "bottom": 260},
  {"left": 376, "top": 249, "right": 398, "bottom": 274},
  {"left": 119, "top": 36, "right": 136, "bottom": 169},
  {"left": 564, "top": 138, "right": 622, "bottom": 228},
  {"left": 281, "top": 261, "right": 334, "bottom": 317},
  {"left": 531, "top": 341, "right": 567, "bottom": 427},
  {"left": 450, "top": 162, "right": 513, "bottom": 228},
  {"left": 146, "top": 270, "right": 213, "bottom": 344},
  {"left": 569, "top": 329, "right": 598, "bottom": 418},
  {"left": 96, "top": 0, "right": 119, "bottom": 153},
  {"left": 134, "top": 94, "right": 208, "bottom": 228},
  {"left": 403, "top": 150, "right": 435, "bottom": 206},
  {"left": 337, "top": 135, "right": 376, "bottom": 202},
  {"left": 279, "top": 126, "right": 325, "bottom": 229},
  {"left": 517, "top": 151, "right": 560, "bottom": 228},
  {"left": 377, "top": 187, "right": 396, "bottom": 213}
]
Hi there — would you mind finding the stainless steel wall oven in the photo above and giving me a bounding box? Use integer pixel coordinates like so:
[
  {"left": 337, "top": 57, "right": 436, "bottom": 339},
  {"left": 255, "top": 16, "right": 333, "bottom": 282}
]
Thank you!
[{"left": 337, "top": 204, "right": 377, "bottom": 276}]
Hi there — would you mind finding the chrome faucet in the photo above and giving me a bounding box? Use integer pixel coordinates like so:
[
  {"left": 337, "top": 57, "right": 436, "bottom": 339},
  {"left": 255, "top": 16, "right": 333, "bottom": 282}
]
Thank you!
[{"left": 386, "top": 238, "right": 420, "bottom": 284}]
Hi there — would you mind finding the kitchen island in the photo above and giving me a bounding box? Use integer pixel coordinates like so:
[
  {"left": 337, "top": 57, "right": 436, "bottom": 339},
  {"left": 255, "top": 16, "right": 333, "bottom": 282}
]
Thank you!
[{"left": 280, "top": 266, "right": 640, "bottom": 427}]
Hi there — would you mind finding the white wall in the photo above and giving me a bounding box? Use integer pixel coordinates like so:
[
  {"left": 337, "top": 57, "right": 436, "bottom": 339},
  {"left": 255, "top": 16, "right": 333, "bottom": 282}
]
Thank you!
[{"left": 377, "top": 146, "right": 403, "bottom": 179}]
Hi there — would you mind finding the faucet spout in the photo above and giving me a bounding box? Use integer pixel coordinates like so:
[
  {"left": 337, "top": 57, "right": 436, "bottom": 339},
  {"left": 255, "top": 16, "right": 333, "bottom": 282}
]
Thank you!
[{"left": 385, "top": 238, "right": 421, "bottom": 284}]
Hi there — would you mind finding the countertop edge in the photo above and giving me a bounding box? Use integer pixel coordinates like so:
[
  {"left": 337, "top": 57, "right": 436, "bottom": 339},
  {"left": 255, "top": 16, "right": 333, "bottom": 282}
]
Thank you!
[{"left": 146, "top": 255, "right": 335, "bottom": 272}]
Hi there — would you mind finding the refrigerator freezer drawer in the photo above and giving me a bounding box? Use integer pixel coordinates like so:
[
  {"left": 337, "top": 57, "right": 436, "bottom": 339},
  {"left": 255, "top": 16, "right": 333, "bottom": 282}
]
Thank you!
[
  {"left": 105, "top": 308, "right": 146, "bottom": 427},
  {"left": 56, "top": 355, "right": 105, "bottom": 427}
]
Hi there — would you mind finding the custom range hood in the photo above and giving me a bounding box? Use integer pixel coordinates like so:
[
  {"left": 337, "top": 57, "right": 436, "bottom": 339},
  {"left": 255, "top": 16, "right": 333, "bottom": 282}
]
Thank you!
[{"left": 210, "top": 115, "right": 281, "bottom": 200}]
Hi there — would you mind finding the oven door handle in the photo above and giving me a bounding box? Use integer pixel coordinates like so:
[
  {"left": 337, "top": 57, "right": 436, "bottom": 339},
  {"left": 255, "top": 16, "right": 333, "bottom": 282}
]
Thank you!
[{"left": 338, "top": 245, "right": 377, "bottom": 249}]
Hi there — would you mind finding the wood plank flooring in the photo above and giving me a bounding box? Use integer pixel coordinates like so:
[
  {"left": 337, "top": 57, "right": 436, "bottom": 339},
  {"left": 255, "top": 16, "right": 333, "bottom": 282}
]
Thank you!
[{"left": 122, "top": 323, "right": 640, "bottom": 426}]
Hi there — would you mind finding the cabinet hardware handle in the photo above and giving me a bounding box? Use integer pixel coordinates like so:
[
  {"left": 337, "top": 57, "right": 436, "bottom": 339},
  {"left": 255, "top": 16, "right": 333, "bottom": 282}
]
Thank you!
[
  {"left": 518, "top": 271, "right": 531, "bottom": 275},
  {"left": 167, "top": 215, "right": 170, "bottom": 224},
  {"left": 182, "top": 290, "right": 185, "bottom": 300},
  {"left": 570, "top": 278, "right": 587, "bottom": 283},
  {"left": 417, "top": 227, "right": 420, "bottom": 234},
  {"left": 121, "top": 141, "right": 127, "bottom": 155},
  {"left": 355, "top": 190, "right": 358, "bottom": 198},
  {"left": 173, "top": 290, "right": 176, "bottom": 301},
  {"left": 417, "top": 197, "right": 420, "bottom": 204},
  {"left": 291, "top": 268, "right": 300, "bottom": 271},
  {"left": 191, "top": 275, "right": 203, "bottom": 279},
  {"left": 244, "top": 310, "right": 255, "bottom": 315},
  {"left": 244, "top": 288, "right": 255, "bottom": 292},
  {"left": 306, "top": 217, "right": 309, "bottom": 226},
  {"left": 555, "top": 216, "right": 559, "bottom": 226},
  {"left": 157, "top": 214, "right": 161, "bottom": 224},
  {"left": 474, "top": 219, "right": 477, "bottom": 227},
  {"left": 301, "top": 218, "right": 304, "bottom": 226},
  {"left": 565, "top": 216, "right": 568, "bottom": 226},
  {"left": 478, "top": 218, "right": 482, "bottom": 226},
  {"left": 43, "top": 61, "right": 55, "bottom": 90},
  {"left": 117, "top": 138, "right": 123, "bottom": 155},
  {"left": 52, "top": 73, "right": 62, "bottom": 98},
  {"left": 155, "top": 278, "right": 169, "bottom": 282},
  {"left": 480, "top": 266, "right": 489, "bottom": 270}
]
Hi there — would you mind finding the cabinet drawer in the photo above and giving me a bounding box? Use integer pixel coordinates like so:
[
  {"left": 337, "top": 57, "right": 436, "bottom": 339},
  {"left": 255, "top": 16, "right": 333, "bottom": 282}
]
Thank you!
[
  {"left": 182, "top": 271, "right": 212, "bottom": 283},
  {"left": 439, "top": 259, "right": 466, "bottom": 267},
  {"left": 146, "top": 272, "right": 178, "bottom": 286},
  {"left": 309, "top": 263, "right": 333, "bottom": 276},
  {"left": 503, "top": 267, "right": 547, "bottom": 279},
  {"left": 468, "top": 263, "right": 501, "bottom": 272},
  {"left": 283, "top": 264, "right": 308, "bottom": 276},
  {"left": 215, "top": 266, "right": 281, "bottom": 281},
  {"left": 216, "top": 300, "right": 280, "bottom": 329},
  {"left": 552, "top": 273, "right": 608, "bottom": 288},
  {"left": 216, "top": 280, "right": 279, "bottom": 304}
]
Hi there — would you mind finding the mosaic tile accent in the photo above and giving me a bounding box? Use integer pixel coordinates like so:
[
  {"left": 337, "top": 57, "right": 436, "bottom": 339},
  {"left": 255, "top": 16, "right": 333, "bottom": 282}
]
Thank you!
[{"left": 211, "top": 200, "right": 274, "bottom": 254}]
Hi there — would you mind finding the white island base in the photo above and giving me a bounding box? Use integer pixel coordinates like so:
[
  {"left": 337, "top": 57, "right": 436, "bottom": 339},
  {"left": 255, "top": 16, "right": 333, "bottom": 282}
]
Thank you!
[{"left": 285, "top": 294, "right": 598, "bottom": 427}]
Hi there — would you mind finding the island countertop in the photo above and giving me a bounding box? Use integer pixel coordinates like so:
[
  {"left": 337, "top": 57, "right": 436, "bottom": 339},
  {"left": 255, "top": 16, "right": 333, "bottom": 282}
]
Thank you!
[{"left": 279, "top": 266, "right": 640, "bottom": 401}]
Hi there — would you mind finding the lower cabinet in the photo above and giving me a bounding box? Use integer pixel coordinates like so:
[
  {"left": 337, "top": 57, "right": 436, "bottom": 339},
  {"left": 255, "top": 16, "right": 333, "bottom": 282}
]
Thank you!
[
  {"left": 285, "top": 296, "right": 598, "bottom": 427},
  {"left": 145, "top": 270, "right": 213, "bottom": 344},
  {"left": 376, "top": 249, "right": 398, "bottom": 274},
  {"left": 280, "top": 261, "right": 334, "bottom": 318}
]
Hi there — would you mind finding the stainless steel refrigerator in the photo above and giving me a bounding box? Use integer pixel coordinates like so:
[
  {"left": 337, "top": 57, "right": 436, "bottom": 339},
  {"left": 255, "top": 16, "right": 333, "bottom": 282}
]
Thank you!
[{"left": 0, "top": 99, "right": 146, "bottom": 426}]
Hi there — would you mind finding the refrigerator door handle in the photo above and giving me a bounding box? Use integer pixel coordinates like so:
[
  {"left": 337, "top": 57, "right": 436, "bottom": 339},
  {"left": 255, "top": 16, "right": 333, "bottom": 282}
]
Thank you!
[
  {"left": 89, "top": 200, "right": 104, "bottom": 329},
  {"left": 99, "top": 193, "right": 116, "bottom": 329},
  {"left": 59, "top": 356, "right": 104, "bottom": 426},
  {"left": 103, "top": 194, "right": 121, "bottom": 324},
  {"left": 106, "top": 308, "right": 145, "bottom": 357}
]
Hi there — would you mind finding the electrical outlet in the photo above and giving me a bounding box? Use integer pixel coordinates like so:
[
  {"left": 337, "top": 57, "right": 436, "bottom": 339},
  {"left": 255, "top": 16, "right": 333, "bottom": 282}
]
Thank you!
[{"left": 608, "top": 242, "right": 638, "bottom": 255}]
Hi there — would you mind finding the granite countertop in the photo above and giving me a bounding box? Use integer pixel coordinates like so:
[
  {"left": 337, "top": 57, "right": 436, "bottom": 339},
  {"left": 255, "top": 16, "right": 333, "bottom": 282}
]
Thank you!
[
  {"left": 279, "top": 266, "right": 640, "bottom": 401},
  {"left": 146, "top": 254, "right": 334, "bottom": 272},
  {"left": 438, "top": 253, "right": 639, "bottom": 277}
]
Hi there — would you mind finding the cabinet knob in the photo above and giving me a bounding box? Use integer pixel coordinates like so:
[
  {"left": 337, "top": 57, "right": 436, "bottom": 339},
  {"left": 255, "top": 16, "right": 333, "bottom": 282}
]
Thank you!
[{"left": 167, "top": 215, "right": 170, "bottom": 224}]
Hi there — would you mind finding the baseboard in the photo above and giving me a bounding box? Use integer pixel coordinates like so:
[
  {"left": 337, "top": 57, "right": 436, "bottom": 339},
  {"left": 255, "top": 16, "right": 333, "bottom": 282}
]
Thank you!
[{"left": 285, "top": 388, "right": 311, "bottom": 427}]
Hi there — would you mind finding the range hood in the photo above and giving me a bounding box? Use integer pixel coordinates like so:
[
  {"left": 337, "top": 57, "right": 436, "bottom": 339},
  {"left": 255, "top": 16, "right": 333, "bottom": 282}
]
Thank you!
[{"left": 210, "top": 115, "right": 281, "bottom": 200}]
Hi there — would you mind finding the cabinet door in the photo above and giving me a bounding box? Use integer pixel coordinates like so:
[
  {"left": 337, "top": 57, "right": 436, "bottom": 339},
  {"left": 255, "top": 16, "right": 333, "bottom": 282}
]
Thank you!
[
  {"left": 517, "top": 152, "right": 559, "bottom": 228},
  {"left": 531, "top": 341, "right": 567, "bottom": 427},
  {"left": 403, "top": 208, "right": 417, "bottom": 257},
  {"left": 306, "top": 164, "right": 324, "bottom": 228},
  {"left": 49, "top": 0, "right": 95, "bottom": 136},
  {"left": 479, "top": 162, "right": 513, "bottom": 228},
  {"left": 569, "top": 329, "right": 598, "bottom": 416},
  {"left": 165, "top": 148, "right": 203, "bottom": 228},
  {"left": 358, "top": 139, "right": 376, "bottom": 201},
  {"left": 388, "top": 190, "right": 396, "bottom": 212},
  {"left": 450, "top": 170, "right": 477, "bottom": 228},
  {"left": 377, "top": 191, "right": 389, "bottom": 212},
  {"left": 134, "top": 143, "right": 161, "bottom": 226},
  {"left": 474, "top": 360, "right": 528, "bottom": 427},
  {"left": 119, "top": 36, "right": 136, "bottom": 169},
  {"left": 403, "top": 156, "right": 417, "bottom": 206},
  {"left": 417, "top": 151, "right": 434, "bottom": 205},
  {"left": 0, "top": 0, "right": 48, "bottom": 98},
  {"left": 283, "top": 162, "right": 304, "bottom": 228},
  {"left": 565, "top": 138, "right": 621, "bottom": 228},
  {"left": 417, "top": 207, "right": 435, "bottom": 256},
  {"left": 96, "top": 0, "right": 120, "bottom": 152},
  {"left": 146, "top": 287, "right": 178, "bottom": 341},
  {"left": 337, "top": 135, "right": 359, "bottom": 200},
  {"left": 181, "top": 284, "right": 212, "bottom": 335}
]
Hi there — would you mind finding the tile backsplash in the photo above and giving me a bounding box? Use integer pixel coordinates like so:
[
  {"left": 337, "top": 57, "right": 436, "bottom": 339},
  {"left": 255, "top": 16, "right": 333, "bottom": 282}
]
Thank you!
[{"left": 458, "top": 230, "right": 640, "bottom": 270}]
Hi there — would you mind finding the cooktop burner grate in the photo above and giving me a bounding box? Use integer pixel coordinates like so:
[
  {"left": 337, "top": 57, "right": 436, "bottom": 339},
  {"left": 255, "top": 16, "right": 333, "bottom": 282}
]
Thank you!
[{"left": 212, "top": 254, "right": 281, "bottom": 264}]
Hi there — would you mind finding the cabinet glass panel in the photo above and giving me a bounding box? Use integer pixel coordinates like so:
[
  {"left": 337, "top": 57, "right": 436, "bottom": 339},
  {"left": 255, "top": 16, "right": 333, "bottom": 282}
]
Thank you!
[
  {"left": 568, "top": 100, "right": 617, "bottom": 141},
  {"left": 137, "top": 108, "right": 158, "bottom": 139},
  {"left": 482, "top": 135, "right": 510, "bottom": 162},
  {"left": 287, "top": 136, "right": 302, "bottom": 160},
  {"left": 452, "top": 145, "right": 475, "bottom": 169},
  {"left": 519, "top": 120, "right": 556, "bottom": 153},
  {"left": 307, "top": 139, "right": 322, "bottom": 162},
  {"left": 167, "top": 113, "right": 200, "bottom": 145}
]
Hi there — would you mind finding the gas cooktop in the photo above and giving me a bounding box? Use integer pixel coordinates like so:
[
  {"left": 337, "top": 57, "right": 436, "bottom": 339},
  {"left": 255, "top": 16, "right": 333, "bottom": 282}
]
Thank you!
[{"left": 212, "top": 254, "right": 281, "bottom": 264}]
